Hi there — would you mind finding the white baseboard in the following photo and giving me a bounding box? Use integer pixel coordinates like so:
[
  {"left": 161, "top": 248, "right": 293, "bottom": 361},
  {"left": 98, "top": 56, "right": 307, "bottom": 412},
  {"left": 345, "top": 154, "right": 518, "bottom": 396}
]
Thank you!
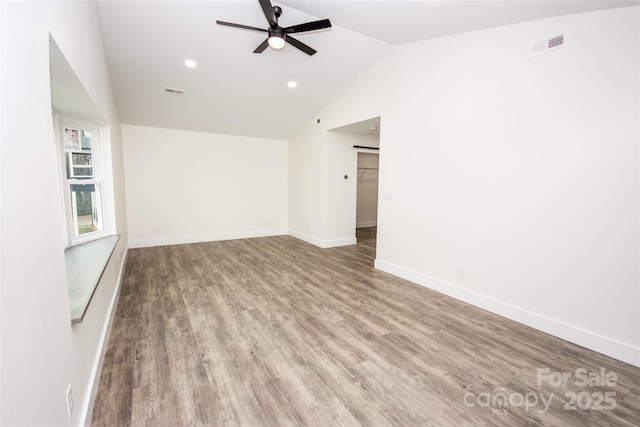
[
  {"left": 81, "top": 246, "right": 129, "bottom": 426},
  {"left": 356, "top": 221, "right": 377, "bottom": 228},
  {"left": 288, "top": 229, "right": 357, "bottom": 248},
  {"left": 374, "top": 258, "right": 640, "bottom": 368},
  {"left": 129, "top": 229, "right": 288, "bottom": 249}
]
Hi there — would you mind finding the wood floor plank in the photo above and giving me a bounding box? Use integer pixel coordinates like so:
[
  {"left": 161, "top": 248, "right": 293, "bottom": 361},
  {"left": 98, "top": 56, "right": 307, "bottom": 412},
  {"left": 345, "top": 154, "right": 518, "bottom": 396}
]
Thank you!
[{"left": 92, "top": 228, "right": 640, "bottom": 426}]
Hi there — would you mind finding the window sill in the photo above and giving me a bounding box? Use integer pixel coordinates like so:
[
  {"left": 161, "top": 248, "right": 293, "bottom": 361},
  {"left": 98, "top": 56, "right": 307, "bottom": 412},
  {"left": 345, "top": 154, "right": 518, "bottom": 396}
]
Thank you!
[{"left": 65, "top": 234, "right": 120, "bottom": 324}]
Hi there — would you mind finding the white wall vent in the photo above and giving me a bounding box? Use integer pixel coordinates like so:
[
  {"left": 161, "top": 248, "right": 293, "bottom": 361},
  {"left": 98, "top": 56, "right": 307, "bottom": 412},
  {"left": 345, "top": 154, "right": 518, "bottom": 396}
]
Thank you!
[
  {"left": 164, "top": 87, "right": 184, "bottom": 94},
  {"left": 529, "top": 34, "right": 565, "bottom": 57}
]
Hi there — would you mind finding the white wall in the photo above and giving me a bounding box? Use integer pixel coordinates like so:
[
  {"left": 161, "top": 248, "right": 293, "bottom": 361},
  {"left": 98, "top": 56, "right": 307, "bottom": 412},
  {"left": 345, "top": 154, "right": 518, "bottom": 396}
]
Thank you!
[
  {"left": 288, "top": 120, "right": 328, "bottom": 245},
  {"left": 324, "top": 131, "right": 359, "bottom": 245},
  {"left": 1, "top": 1, "right": 128, "bottom": 425},
  {"left": 290, "top": 7, "right": 640, "bottom": 365},
  {"left": 123, "top": 125, "right": 288, "bottom": 248},
  {"left": 357, "top": 152, "right": 379, "bottom": 228}
]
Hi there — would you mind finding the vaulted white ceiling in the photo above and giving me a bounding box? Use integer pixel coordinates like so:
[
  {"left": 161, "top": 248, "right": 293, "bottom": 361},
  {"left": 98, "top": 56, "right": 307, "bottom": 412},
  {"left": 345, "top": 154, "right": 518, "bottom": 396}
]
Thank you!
[{"left": 97, "top": 0, "right": 638, "bottom": 139}]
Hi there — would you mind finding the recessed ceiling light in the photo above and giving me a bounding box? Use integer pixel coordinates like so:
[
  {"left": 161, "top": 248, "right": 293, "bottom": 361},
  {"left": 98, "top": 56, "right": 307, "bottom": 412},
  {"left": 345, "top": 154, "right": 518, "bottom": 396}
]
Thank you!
[
  {"left": 184, "top": 59, "right": 197, "bottom": 68},
  {"left": 287, "top": 81, "right": 297, "bottom": 88}
]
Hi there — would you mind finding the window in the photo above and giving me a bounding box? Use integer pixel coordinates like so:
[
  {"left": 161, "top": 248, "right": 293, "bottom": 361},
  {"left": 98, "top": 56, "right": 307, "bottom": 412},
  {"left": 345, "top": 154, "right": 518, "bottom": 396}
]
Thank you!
[{"left": 56, "top": 116, "right": 107, "bottom": 245}]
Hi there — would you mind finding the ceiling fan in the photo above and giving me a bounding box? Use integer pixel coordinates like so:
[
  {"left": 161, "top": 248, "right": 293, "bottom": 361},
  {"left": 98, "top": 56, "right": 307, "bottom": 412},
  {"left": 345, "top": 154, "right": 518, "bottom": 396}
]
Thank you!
[{"left": 216, "top": 0, "right": 331, "bottom": 56}]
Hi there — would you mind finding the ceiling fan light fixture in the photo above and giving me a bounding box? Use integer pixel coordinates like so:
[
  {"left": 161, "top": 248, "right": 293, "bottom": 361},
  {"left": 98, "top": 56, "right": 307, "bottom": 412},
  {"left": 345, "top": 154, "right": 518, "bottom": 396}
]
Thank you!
[
  {"left": 268, "top": 27, "right": 285, "bottom": 50},
  {"left": 268, "top": 36, "right": 285, "bottom": 50}
]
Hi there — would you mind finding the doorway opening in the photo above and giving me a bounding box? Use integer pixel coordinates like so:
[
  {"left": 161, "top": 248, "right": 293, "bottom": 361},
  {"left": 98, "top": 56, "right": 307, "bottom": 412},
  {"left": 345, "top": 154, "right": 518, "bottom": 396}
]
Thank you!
[
  {"left": 356, "top": 151, "right": 379, "bottom": 253},
  {"left": 326, "top": 116, "right": 380, "bottom": 258}
]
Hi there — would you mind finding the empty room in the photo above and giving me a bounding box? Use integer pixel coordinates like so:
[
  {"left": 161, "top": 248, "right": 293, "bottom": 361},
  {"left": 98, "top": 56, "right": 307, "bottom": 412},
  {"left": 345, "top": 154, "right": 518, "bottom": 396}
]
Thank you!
[{"left": 1, "top": 0, "right": 639, "bottom": 426}]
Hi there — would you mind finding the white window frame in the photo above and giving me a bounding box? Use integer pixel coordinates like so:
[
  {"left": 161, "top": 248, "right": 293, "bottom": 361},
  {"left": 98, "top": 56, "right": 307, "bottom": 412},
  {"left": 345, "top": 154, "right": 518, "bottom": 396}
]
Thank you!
[
  {"left": 66, "top": 151, "right": 94, "bottom": 178},
  {"left": 54, "top": 114, "right": 110, "bottom": 247}
]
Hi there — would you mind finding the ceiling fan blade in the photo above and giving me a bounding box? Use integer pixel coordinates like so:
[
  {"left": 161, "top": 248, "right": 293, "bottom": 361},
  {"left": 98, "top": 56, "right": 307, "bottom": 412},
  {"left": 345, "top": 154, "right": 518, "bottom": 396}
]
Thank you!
[
  {"left": 284, "top": 19, "right": 331, "bottom": 34},
  {"left": 286, "top": 35, "right": 317, "bottom": 56},
  {"left": 216, "top": 20, "right": 267, "bottom": 33},
  {"left": 253, "top": 39, "right": 269, "bottom": 54},
  {"left": 259, "top": 0, "right": 278, "bottom": 28}
]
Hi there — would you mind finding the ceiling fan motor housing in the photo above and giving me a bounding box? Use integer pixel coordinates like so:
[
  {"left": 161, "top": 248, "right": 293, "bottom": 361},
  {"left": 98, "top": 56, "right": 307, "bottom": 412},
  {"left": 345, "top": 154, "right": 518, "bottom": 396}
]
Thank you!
[{"left": 269, "top": 27, "right": 285, "bottom": 40}]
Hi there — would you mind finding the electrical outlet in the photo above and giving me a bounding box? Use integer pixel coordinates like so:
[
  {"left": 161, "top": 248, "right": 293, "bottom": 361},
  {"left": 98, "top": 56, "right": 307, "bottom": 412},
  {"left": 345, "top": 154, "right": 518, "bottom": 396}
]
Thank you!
[
  {"left": 457, "top": 265, "right": 466, "bottom": 278},
  {"left": 66, "top": 384, "right": 74, "bottom": 419}
]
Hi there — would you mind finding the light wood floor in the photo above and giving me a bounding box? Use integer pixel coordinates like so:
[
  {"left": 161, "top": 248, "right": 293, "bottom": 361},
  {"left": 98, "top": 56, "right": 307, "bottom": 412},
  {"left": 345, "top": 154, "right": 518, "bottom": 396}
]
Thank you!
[{"left": 92, "top": 228, "right": 640, "bottom": 426}]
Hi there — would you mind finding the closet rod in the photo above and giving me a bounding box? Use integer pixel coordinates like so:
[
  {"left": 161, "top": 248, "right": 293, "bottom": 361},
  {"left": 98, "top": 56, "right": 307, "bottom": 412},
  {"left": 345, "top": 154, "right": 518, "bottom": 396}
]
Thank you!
[{"left": 353, "top": 145, "right": 379, "bottom": 150}]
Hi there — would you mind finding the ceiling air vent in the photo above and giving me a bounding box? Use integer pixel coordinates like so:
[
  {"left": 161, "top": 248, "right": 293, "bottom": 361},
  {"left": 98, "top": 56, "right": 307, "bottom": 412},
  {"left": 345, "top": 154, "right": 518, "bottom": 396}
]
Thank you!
[
  {"left": 164, "top": 87, "right": 184, "bottom": 94},
  {"left": 529, "top": 34, "right": 565, "bottom": 58}
]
